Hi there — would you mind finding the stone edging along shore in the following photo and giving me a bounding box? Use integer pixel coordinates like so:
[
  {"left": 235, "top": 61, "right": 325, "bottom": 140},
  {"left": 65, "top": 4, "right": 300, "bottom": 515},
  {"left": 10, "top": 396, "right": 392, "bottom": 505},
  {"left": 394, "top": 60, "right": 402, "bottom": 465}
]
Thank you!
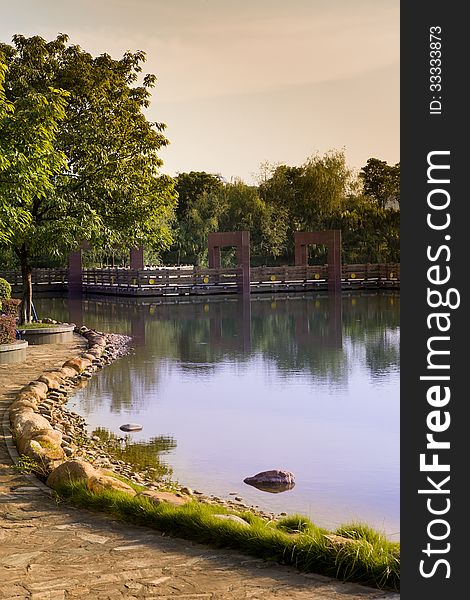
[
  {"left": 3, "top": 326, "right": 401, "bottom": 592},
  {"left": 5, "top": 325, "right": 272, "bottom": 517}
]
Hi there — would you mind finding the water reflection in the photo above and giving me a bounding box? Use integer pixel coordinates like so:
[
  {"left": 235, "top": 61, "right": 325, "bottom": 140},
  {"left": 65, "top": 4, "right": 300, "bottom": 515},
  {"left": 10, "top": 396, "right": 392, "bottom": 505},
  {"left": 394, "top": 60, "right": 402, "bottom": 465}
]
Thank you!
[
  {"left": 35, "top": 292, "right": 400, "bottom": 404},
  {"left": 35, "top": 292, "right": 399, "bottom": 536},
  {"left": 244, "top": 481, "right": 296, "bottom": 494},
  {"left": 38, "top": 293, "right": 399, "bottom": 387},
  {"left": 92, "top": 426, "right": 176, "bottom": 480}
]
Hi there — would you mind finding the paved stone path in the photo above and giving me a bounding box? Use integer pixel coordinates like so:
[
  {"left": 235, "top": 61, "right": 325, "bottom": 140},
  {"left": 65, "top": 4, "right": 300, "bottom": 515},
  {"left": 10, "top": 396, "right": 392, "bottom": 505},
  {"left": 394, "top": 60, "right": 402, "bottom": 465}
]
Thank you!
[{"left": 0, "top": 337, "right": 400, "bottom": 599}]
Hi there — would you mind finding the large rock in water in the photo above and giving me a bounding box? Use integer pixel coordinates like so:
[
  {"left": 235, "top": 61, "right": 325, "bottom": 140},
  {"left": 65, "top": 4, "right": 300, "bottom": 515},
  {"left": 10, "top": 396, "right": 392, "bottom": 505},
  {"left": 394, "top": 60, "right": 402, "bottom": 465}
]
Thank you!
[{"left": 243, "top": 470, "right": 295, "bottom": 493}]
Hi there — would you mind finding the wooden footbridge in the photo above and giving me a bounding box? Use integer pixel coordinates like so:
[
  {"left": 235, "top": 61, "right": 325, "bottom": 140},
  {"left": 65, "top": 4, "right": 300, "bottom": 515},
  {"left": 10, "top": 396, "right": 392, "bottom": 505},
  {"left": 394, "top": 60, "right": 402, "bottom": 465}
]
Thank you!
[
  {"left": 1, "top": 262, "right": 399, "bottom": 297},
  {"left": 0, "top": 230, "right": 399, "bottom": 297}
]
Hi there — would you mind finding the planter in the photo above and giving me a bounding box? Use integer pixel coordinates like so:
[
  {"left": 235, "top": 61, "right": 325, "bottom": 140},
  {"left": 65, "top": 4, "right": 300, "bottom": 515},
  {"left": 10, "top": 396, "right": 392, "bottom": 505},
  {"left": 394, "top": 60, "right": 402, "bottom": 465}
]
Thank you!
[
  {"left": 0, "top": 339, "right": 28, "bottom": 364},
  {"left": 17, "top": 324, "right": 75, "bottom": 345}
]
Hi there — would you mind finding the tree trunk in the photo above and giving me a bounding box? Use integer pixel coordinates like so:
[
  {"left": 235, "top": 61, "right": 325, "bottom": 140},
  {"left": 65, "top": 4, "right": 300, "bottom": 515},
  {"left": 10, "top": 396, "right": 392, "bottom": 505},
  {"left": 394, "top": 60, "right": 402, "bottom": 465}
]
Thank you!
[{"left": 19, "top": 245, "right": 33, "bottom": 324}]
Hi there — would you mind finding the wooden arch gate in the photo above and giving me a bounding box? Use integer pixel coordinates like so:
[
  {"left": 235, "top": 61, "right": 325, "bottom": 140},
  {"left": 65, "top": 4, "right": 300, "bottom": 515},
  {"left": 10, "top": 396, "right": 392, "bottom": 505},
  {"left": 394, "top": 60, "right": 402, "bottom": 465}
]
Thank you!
[
  {"left": 207, "top": 231, "right": 250, "bottom": 295},
  {"left": 68, "top": 243, "right": 144, "bottom": 296},
  {"left": 294, "top": 230, "right": 342, "bottom": 293}
]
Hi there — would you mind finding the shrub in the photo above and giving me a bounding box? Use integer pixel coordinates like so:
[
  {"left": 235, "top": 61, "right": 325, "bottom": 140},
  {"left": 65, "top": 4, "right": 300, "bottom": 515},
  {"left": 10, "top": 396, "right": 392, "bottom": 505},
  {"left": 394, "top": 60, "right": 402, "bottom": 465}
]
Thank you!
[
  {"left": 0, "top": 298, "right": 21, "bottom": 317},
  {"left": 0, "top": 315, "right": 17, "bottom": 344},
  {"left": 0, "top": 277, "right": 12, "bottom": 300}
]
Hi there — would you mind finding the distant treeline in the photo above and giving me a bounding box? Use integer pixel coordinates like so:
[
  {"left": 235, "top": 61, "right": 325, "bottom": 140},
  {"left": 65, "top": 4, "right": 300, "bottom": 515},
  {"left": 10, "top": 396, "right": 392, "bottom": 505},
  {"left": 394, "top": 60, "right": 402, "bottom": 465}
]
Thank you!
[
  {"left": 161, "top": 151, "right": 399, "bottom": 267},
  {"left": 0, "top": 150, "right": 399, "bottom": 270}
]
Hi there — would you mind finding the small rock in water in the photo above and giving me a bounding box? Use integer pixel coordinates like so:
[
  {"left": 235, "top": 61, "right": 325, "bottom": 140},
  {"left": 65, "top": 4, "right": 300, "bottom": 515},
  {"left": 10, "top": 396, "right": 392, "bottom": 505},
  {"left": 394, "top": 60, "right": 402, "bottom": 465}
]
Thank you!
[{"left": 119, "top": 423, "right": 143, "bottom": 432}]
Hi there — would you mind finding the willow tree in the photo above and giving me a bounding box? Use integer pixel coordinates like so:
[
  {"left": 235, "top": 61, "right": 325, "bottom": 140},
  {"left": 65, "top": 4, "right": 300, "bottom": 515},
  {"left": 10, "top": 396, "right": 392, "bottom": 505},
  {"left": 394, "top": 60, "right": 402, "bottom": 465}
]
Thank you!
[
  {"left": 0, "top": 34, "right": 177, "bottom": 322},
  {"left": 259, "top": 150, "right": 354, "bottom": 238}
]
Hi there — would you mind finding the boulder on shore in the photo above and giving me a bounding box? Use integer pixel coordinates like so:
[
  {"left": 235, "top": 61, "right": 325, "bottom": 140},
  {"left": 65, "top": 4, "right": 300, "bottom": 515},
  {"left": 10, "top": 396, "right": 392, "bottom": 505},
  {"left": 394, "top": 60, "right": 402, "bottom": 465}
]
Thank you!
[
  {"left": 138, "top": 490, "right": 189, "bottom": 507},
  {"left": 87, "top": 474, "right": 137, "bottom": 496},
  {"left": 46, "top": 459, "right": 98, "bottom": 490}
]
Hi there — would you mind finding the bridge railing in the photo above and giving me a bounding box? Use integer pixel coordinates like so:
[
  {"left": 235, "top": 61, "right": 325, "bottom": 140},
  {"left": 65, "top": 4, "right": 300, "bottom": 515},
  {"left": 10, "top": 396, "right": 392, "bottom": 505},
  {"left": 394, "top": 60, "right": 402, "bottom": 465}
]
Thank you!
[
  {"left": 0, "top": 263, "right": 400, "bottom": 290},
  {"left": 0, "top": 268, "right": 68, "bottom": 287},
  {"left": 81, "top": 267, "right": 241, "bottom": 288}
]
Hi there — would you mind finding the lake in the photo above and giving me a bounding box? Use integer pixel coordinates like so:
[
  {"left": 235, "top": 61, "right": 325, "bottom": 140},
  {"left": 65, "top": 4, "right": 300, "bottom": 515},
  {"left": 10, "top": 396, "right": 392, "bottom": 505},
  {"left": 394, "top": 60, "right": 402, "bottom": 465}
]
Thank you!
[{"left": 35, "top": 291, "right": 399, "bottom": 539}]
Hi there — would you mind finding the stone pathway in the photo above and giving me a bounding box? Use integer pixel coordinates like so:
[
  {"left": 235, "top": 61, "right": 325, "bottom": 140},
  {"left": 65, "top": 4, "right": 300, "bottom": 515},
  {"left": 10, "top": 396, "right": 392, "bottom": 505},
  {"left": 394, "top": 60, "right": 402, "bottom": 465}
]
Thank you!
[{"left": 0, "top": 337, "right": 400, "bottom": 599}]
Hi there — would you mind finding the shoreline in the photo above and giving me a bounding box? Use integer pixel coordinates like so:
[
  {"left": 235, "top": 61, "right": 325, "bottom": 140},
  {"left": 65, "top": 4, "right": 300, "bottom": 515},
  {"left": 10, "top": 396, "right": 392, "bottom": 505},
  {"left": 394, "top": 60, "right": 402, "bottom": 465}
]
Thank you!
[
  {"left": 5, "top": 323, "right": 398, "bottom": 533},
  {"left": 2, "top": 325, "right": 400, "bottom": 591},
  {"left": 8, "top": 325, "right": 283, "bottom": 522}
]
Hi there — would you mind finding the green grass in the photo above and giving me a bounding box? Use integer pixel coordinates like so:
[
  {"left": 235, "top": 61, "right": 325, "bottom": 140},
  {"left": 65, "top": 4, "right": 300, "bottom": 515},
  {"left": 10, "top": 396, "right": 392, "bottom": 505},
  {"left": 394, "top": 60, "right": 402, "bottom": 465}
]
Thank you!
[
  {"left": 276, "top": 513, "right": 325, "bottom": 535},
  {"left": 54, "top": 482, "right": 400, "bottom": 591}
]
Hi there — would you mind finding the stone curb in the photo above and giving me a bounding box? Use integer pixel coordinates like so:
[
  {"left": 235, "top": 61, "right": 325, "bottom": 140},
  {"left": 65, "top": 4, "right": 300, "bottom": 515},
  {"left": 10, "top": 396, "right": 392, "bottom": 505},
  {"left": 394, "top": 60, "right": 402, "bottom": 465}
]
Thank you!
[
  {"left": 1, "top": 396, "right": 53, "bottom": 496},
  {"left": 6, "top": 326, "right": 132, "bottom": 494}
]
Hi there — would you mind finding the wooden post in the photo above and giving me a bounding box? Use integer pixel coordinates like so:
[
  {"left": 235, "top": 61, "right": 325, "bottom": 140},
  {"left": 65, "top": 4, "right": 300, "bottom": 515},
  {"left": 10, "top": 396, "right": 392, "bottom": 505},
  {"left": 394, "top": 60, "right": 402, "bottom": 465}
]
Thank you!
[
  {"left": 68, "top": 241, "right": 90, "bottom": 297},
  {"left": 130, "top": 246, "right": 145, "bottom": 270}
]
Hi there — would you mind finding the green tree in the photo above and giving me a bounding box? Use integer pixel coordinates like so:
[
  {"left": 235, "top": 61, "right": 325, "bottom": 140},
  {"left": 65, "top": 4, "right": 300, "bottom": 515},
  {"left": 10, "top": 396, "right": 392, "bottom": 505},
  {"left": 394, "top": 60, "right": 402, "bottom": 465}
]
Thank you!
[
  {"left": 331, "top": 195, "right": 400, "bottom": 263},
  {"left": 0, "top": 34, "right": 177, "bottom": 322},
  {"left": 0, "top": 58, "right": 68, "bottom": 246},
  {"left": 259, "top": 150, "right": 354, "bottom": 241},
  {"left": 174, "top": 171, "right": 224, "bottom": 219},
  {"left": 0, "top": 56, "right": 70, "bottom": 319},
  {"left": 219, "top": 181, "right": 287, "bottom": 262},
  {"left": 359, "top": 158, "right": 400, "bottom": 209},
  {"left": 168, "top": 173, "right": 288, "bottom": 265},
  {"left": 177, "top": 188, "right": 226, "bottom": 266},
  {"left": 166, "top": 171, "right": 224, "bottom": 264}
]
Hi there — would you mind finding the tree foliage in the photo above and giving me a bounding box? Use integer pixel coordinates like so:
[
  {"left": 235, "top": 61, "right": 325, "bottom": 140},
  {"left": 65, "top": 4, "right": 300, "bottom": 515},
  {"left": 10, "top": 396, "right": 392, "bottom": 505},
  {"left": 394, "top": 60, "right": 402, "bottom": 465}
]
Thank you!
[
  {"left": 0, "top": 34, "right": 177, "bottom": 321},
  {"left": 162, "top": 150, "right": 399, "bottom": 267},
  {"left": 359, "top": 158, "right": 400, "bottom": 209},
  {"left": 332, "top": 195, "right": 400, "bottom": 263},
  {"left": 218, "top": 181, "right": 287, "bottom": 261},
  {"left": 259, "top": 150, "right": 354, "bottom": 232},
  {"left": 0, "top": 57, "right": 68, "bottom": 247},
  {"left": 165, "top": 173, "right": 287, "bottom": 265}
]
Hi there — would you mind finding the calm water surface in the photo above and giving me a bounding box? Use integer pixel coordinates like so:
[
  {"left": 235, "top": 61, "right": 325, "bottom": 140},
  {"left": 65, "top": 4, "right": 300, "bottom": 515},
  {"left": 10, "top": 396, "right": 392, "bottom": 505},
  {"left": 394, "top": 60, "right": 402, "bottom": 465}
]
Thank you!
[{"left": 36, "top": 292, "right": 399, "bottom": 539}]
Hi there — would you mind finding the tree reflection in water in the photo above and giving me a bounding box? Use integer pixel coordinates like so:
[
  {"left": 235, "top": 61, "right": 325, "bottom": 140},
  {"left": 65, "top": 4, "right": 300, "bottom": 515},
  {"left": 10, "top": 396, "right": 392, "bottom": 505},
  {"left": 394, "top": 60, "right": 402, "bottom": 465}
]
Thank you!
[
  {"left": 34, "top": 291, "right": 400, "bottom": 412},
  {"left": 92, "top": 426, "right": 176, "bottom": 480}
]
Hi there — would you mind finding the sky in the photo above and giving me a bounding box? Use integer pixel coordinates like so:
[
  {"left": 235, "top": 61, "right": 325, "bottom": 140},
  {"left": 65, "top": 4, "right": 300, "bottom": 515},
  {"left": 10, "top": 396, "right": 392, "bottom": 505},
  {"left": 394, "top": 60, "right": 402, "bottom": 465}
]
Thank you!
[{"left": 0, "top": 0, "right": 400, "bottom": 184}]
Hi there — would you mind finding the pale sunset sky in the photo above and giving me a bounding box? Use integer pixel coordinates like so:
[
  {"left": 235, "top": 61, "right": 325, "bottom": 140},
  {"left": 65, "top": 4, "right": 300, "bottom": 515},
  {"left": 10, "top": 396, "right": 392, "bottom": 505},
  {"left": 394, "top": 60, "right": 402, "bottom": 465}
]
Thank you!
[{"left": 0, "top": 0, "right": 399, "bottom": 184}]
